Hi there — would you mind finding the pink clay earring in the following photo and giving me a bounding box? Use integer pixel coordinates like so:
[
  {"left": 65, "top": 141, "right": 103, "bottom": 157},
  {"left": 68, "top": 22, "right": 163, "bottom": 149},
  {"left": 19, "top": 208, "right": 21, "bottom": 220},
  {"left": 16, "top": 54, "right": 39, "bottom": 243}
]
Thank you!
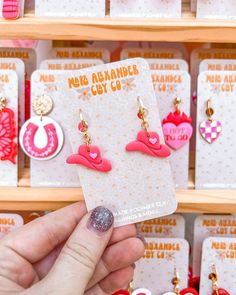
[
  {"left": 66, "top": 109, "right": 112, "bottom": 173},
  {"left": 126, "top": 97, "right": 171, "bottom": 158}
]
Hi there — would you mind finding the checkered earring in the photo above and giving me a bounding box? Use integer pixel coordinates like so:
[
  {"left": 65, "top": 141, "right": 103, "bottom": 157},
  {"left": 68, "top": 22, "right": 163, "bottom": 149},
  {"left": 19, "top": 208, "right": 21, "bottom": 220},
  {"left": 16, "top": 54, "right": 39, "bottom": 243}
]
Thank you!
[{"left": 199, "top": 99, "right": 222, "bottom": 144}]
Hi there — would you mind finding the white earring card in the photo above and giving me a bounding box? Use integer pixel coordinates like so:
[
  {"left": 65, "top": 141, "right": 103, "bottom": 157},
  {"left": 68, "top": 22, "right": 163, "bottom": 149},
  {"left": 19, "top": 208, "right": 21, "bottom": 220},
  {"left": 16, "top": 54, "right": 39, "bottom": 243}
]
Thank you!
[
  {"left": 193, "top": 215, "right": 236, "bottom": 277},
  {"left": 121, "top": 48, "right": 183, "bottom": 60},
  {"left": 197, "top": 0, "right": 236, "bottom": 20},
  {"left": 59, "top": 58, "right": 176, "bottom": 227},
  {"left": 40, "top": 59, "right": 104, "bottom": 70},
  {"left": 200, "top": 59, "right": 236, "bottom": 73},
  {"left": 30, "top": 70, "right": 80, "bottom": 187},
  {"left": 110, "top": 0, "right": 182, "bottom": 18},
  {"left": 147, "top": 58, "right": 188, "bottom": 72},
  {"left": 152, "top": 70, "right": 191, "bottom": 189},
  {"left": 200, "top": 237, "right": 236, "bottom": 294},
  {"left": 0, "top": 213, "right": 23, "bottom": 238},
  {"left": 50, "top": 48, "right": 110, "bottom": 63},
  {"left": 133, "top": 238, "right": 189, "bottom": 294},
  {"left": 0, "top": 70, "right": 18, "bottom": 186},
  {"left": 136, "top": 214, "right": 185, "bottom": 238},
  {"left": 35, "top": 0, "right": 105, "bottom": 17},
  {"left": 196, "top": 71, "right": 236, "bottom": 189}
]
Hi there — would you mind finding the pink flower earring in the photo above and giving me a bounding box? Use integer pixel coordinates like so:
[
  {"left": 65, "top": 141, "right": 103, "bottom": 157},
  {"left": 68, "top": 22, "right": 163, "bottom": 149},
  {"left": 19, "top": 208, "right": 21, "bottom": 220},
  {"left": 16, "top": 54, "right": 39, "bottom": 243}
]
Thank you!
[
  {"left": 126, "top": 97, "right": 171, "bottom": 158},
  {"left": 66, "top": 109, "right": 112, "bottom": 173}
]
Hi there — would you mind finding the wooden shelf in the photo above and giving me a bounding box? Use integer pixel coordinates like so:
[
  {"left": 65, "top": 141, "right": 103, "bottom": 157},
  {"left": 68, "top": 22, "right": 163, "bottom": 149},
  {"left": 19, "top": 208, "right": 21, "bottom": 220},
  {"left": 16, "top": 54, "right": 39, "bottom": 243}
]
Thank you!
[
  {"left": 0, "top": 13, "right": 236, "bottom": 42},
  {"left": 0, "top": 168, "right": 235, "bottom": 212}
]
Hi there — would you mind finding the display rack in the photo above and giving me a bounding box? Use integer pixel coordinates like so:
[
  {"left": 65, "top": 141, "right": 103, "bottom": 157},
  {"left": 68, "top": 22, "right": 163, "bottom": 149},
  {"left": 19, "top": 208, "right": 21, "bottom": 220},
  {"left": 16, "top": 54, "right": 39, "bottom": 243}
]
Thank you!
[{"left": 0, "top": 1, "right": 235, "bottom": 212}]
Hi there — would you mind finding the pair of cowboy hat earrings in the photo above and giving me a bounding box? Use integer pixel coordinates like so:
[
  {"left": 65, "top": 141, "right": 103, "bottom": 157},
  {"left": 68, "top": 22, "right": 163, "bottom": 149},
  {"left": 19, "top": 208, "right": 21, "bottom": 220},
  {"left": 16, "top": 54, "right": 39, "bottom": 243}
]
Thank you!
[{"left": 66, "top": 96, "right": 171, "bottom": 173}]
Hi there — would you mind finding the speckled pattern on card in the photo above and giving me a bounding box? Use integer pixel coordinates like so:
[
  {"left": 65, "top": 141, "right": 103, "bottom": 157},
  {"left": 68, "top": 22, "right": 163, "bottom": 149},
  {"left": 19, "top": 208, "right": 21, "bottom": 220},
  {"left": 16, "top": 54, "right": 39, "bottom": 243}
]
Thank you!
[
  {"left": 59, "top": 58, "right": 176, "bottom": 227},
  {"left": 196, "top": 71, "right": 236, "bottom": 189},
  {"left": 197, "top": 0, "right": 236, "bottom": 20},
  {"left": 200, "top": 237, "right": 236, "bottom": 294},
  {"left": 110, "top": 0, "right": 181, "bottom": 18},
  {"left": 133, "top": 238, "right": 189, "bottom": 294}
]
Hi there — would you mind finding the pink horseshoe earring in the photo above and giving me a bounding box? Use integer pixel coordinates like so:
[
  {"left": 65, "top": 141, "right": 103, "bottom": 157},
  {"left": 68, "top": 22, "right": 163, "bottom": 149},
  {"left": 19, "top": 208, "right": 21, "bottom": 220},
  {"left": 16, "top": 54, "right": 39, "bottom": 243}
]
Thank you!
[
  {"left": 126, "top": 97, "right": 171, "bottom": 158},
  {"left": 19, "top": 95, "right": 64, "bottom": 160},
  {"left": 66, "top": 109, "right": 112, "bottom": 173}
]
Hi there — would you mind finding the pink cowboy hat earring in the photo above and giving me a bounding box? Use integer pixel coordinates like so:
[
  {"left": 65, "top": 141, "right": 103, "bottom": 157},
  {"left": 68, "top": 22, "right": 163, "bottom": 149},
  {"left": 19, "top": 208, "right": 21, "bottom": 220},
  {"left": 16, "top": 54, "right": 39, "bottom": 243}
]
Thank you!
[
  {"left": 66, "top": 109, "right": 112, "bottom": 173},
  {"left": 126, "top": 97, "right": 171, "bottom": 158}
]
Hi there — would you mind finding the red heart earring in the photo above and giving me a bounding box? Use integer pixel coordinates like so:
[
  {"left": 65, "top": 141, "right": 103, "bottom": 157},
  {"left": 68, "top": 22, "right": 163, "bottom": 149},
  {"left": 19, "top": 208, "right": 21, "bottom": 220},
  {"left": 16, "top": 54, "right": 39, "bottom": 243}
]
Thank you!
[
  {"left": 66, "top": 109, "right": 112, "bottom": 173},
  {"left": 126, "top": 96, "right": 171, "bottom": 158},
  {"left": 163, "top": 268, "right": 199, "bottom": 295},
  {"left": 208, "top": 265, "right": 230, "bottom": 295}
]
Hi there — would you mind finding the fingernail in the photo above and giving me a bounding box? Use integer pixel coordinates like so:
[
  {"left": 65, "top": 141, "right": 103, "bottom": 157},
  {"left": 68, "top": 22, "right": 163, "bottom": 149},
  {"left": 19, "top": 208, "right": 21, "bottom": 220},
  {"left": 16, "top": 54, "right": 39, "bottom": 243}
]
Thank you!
[
  {"left": 87, "top": 206, "right": 114, "bottom": 235},
  {"left": 136, "top": 234, "right": 146, "bottom": 246}
]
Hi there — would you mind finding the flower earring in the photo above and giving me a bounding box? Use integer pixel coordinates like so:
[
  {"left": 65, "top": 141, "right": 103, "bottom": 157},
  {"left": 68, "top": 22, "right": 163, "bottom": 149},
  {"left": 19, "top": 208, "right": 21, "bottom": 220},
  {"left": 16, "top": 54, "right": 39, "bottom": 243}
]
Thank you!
[
  {"left": 126, "top": 97, "right": 171, "bottom": 158},
  {"left": 208, "top": 265, "right": 230, "bottom": 295},
  {"left": 163, "top": 268, "right": 198, "bottom": 295},
  {"left": 0, "top": 97, "right": 17, "bottom": 164},
  {"left": 66, "top": 109, "right": 112, "bottom": 173},
  {"left": 199, "top": 99, "right": 222, "bottom": 144},
  {"left": 19, "top": 94, "right": 64, "bottom": 160},
  {"left": 162, "top": 97, "right": 193, "bottom": 150}
]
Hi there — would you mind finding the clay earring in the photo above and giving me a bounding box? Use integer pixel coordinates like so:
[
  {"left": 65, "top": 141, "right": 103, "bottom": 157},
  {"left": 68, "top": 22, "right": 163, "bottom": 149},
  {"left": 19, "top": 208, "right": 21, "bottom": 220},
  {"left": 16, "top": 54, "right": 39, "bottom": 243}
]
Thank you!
[
  {"left": 163, "top": 268, "right": 198, "bottom": 295},
  {"left": 199, "top": 99, "right": 222, "bottom": 144},
  {"left": 208, "top": 265, "right": 230, "bottom": 295},
  {"left": 19, "top": 94, "right": 64, "bottom": 160},
  {"left": 162, "top": 97, "right": 193, "bottom": 150},
  {"left": 126, "top": 97, "right": 171, "bottom": 158},
  {"left": 66, "top": 109, "right": 112, "bottom": 173},
  {"left": 0, "top": 97, "right": 17, "bottom": 164}
]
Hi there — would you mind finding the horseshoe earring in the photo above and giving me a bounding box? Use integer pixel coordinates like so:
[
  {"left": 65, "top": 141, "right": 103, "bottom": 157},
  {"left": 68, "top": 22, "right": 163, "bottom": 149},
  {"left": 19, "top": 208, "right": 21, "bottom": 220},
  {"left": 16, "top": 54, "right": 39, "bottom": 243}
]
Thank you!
[
  {"left": 0, "top": 97, "right": 17, "bottom": 164},
  {"left": 208, "top": 265, "right": 230, "bottom": 295},
  {"left": 19, "top": 94, "right": 64, "bottom": 160},
  {"left": 126, "top": 96, "right": 171, "bottom": 158},
  {"left": 163, "top": 268, "right": 198, "bottom": 295},
  {"left": 66, "top": 109, "right": 112, "bottom": 173}
]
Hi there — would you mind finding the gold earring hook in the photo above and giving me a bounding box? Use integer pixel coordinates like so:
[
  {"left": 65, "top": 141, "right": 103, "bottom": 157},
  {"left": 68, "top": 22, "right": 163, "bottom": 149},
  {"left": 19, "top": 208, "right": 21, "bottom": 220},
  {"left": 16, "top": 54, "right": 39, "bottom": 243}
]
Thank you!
[
  {"left": 206, "top": 99, "right": 214, "bottom": 121},
  {"left": 0, "top": 97, "right": 7, "bottom": 111},
  {"left": 137, "top": 97, "right": 149, "bottom": 133},
  {"left": 174, "top": 97, "right": 181, "bottom": 114},
  {"left": 172, "top": 268, "right": 180, "bottom": 295},
  {"left": 209, "top": 264, "right": 219, "bottom": 294},
  {"left": 127, "top": 281, "right": 133, "bottom": 294},
  {"left": 78, "top": 109, "right": 91, "bottom": 151}
]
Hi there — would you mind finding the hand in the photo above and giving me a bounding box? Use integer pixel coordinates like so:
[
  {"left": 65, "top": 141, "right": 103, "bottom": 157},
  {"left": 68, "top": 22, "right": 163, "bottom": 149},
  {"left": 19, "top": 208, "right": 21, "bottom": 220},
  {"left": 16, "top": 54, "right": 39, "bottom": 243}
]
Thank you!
[{"left": 0, "top": 202, "right": 145, "bottom": 295}]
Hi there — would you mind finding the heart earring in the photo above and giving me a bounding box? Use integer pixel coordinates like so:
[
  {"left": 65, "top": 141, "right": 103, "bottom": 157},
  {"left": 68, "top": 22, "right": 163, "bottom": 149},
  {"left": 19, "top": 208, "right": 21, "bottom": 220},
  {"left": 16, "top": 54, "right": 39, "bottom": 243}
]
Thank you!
[
  {"left": 0, "top": 97, "right": 17, "bottom": 164},
  {"left": 208, "top": 265, "right": 230, "bottom": 295},
  {"left": 126, "top": 97, "right": 171, "bottom": 158},
  {"left": 162, "top": 97, "right": 193, "bottom": 150},
  {"left": 163, "top": 268, "right": 198, "bottom": 295},
  {"left": 66, "top": 109, "right": 112, "bottom": 173},
  {"left": 199, "top": 99, "right": 222, "bottom": 144},
  {"left": 19, "top": 94, "right": 64, "bottom": 160}
]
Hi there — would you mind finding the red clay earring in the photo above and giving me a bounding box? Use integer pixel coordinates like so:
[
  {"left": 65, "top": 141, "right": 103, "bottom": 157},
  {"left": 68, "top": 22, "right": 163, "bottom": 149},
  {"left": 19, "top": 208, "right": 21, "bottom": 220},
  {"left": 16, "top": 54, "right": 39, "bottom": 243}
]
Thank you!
[
  {"left": 163, "top": 268, "right": 198, "bottom": 295},
  {"left": 208, "top": 265, "right": 230, "bottom": 295},
  {"left": 19, "top": 95, "right": 64, "bottom": 160},
  {"left": 162, "top": 97, "right": 193, "bottom": 150},
  {"left": 126, "top": 97, "right": 170, "bottom": 158},
  {"left": 66, "top": 109, "right": 112, "bottom": 173},
  {"left": 0, "top": 97, "right": 17, "bottom": 164}
]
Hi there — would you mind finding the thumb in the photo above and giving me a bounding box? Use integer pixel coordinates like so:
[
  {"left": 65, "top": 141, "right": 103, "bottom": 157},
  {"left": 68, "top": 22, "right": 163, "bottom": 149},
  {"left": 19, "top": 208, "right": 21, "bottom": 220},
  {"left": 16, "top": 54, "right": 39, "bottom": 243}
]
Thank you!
[{"left": 41, "top": 206, "right": 114, "bottom": 295}]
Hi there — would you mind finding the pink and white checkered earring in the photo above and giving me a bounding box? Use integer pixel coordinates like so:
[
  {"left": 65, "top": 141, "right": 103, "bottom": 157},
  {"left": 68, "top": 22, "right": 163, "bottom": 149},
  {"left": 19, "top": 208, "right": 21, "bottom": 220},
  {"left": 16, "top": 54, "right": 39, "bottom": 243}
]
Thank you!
[{"left": 199, "top": 99, "right": 222, "bottom": 144}]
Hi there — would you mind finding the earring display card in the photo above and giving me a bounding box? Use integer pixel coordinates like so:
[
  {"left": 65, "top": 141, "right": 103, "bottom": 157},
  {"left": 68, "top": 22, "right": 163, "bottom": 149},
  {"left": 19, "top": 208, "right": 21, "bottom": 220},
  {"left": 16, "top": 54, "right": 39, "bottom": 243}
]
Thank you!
[
  {"left": 30, "top": 70, "right": 80, "bottom": 187},
  {"left": 121, "top": 48, "right": 183, "bottom": 60},
  {"left": 60, "top": 58, "right": 176, "bottom": 227},
  {"left": 0, "top": 58, "right": 25, "bottom": 167},
  {"left": 147, "top": 58, "right": 188, "bottom": 72},
  {"left": 196, "top": 71, "right": 236, "bottom": 189},
  {"left": 136, "top": 214, "right": 185, "bottom": 238},
  {"left": 0, "top": 213, "right": 23, "bottom": 238},
  {"left": 193, "top": 215, "right": 236, "bottom": 277},
  {"left": 197, "top": 0, "right": 236, "bottom": 20},
  {"left": 152, "top": 70, "right": 191, "bottom": 189},
  {"left": 133, "top": 238, "right": 189, "bottom": 294},
  {"left": 190, "top": 49, "right": 236, "bottom": 150},
  {"left": 35, "top": 0, "right": 105, "bottom": 17},
  {"left": 200, "top": 237, "right": 236, "bottom": 294},
  {"left": 40, "top": 59, "right": 104, "bottom": 70},
  {"left": 0, "top": 70, "right": 18, "bottom": 186},
  {"left": 110, "top": 0, "right": 181, "bottom": 18},
  {"left": 50, "top": 48, "right": 110, "bottom": 63},
  {"left": 200, "top": 59, "right": 236, "bottom": 73}
]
